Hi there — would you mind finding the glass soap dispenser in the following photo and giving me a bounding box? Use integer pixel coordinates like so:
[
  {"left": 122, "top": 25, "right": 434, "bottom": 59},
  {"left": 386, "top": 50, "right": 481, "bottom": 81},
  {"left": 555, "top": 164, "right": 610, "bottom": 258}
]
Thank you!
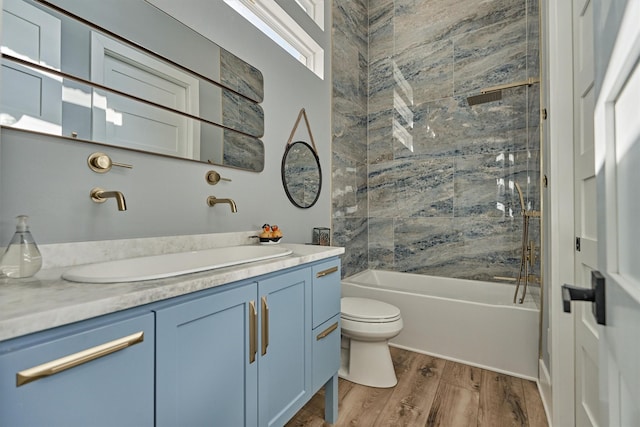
[{"left": 0, "top": 215, "right": 42, "bottom": 278}]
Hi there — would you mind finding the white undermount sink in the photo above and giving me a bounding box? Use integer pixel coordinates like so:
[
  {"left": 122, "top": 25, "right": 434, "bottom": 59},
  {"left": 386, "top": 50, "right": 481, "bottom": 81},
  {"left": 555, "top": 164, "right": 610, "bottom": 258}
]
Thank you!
[{"left": 62, "top": 245, "right": 293, "bottom": 283}]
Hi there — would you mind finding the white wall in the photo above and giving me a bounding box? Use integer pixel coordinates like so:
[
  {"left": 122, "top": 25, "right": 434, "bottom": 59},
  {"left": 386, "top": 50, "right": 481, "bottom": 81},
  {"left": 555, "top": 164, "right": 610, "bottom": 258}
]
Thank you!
[{"left": 0, "top": 0, "right": 331, "bottom": 245}]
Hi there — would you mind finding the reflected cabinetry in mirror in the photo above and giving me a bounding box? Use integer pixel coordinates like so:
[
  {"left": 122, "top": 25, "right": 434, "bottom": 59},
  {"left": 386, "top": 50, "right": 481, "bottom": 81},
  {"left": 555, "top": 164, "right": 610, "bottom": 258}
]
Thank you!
[{"left": 0, "top": 0, "right": 265, "bottom": 172}]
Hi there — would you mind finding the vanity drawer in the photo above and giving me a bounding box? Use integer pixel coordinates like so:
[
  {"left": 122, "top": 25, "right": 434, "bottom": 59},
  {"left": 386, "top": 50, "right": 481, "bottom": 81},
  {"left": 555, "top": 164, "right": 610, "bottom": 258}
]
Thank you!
[
  {"left": 312, "top": 315, "right": 340, "bottom": 392},
  {"left": 311, "top": 259, "right": 341, "bottom": 328},
  {"left": 0, "top": 312, "right": 155, "bottom": 427}
]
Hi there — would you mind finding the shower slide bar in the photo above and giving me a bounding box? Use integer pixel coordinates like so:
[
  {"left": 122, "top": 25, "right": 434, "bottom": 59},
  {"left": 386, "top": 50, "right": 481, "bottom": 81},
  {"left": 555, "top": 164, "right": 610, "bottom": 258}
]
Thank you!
[{"left": 513, "top": 182, "right": 541, "bottom": 304}]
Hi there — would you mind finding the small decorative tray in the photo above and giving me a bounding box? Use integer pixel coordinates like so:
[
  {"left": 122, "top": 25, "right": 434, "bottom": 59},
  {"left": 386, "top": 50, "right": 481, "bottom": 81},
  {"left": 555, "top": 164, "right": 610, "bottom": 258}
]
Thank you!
[{"left": 259, "top": 237, "right": 282, "bottom": 245}]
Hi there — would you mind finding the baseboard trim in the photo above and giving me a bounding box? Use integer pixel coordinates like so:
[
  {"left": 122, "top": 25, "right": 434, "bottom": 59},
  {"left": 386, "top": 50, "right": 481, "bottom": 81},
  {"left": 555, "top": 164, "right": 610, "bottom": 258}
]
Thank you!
[{"left": 537, "top": 358, "right": 553, "bottom": 426}]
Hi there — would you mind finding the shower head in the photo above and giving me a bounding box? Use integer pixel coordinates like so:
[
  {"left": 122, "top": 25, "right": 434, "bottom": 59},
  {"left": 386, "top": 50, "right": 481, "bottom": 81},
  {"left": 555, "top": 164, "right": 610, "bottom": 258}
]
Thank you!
[
  {"left": 467, "top": 77, "right": 540, "bottom": 106},
  {"left": 467, "top": 90, "right": 502, "bottom": 106}
]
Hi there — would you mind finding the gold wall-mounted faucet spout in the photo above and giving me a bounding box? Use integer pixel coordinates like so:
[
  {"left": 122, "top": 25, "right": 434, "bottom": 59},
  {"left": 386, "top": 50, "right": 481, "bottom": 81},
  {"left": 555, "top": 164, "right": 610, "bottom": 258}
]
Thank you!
[
  {"left": 207, "top": 196, "right": 237, "bottom": 213},
  {"left": 90, "top": 188, "right": 127, "bottom": 211}
]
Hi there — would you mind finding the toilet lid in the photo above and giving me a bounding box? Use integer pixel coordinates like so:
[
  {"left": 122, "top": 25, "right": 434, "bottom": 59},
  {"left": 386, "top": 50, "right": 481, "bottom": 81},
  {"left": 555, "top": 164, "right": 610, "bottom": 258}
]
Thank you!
[{"left": 341, "top": 297, "right": 401, "bottom": 322}]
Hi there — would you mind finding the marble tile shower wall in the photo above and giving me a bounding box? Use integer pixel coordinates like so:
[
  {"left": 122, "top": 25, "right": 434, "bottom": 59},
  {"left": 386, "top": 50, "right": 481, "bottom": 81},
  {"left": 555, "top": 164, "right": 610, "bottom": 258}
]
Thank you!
[
  {"left": 331, "top": 0, "right": 370, "bottom": 277},
  {"left": 332, "top": 0, "right": 540, "bottom": 284}
]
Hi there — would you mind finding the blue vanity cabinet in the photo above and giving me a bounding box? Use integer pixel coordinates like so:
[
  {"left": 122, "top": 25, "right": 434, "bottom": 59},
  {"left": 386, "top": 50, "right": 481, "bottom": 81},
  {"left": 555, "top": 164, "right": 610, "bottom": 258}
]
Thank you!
[
  {"left": 0, "top": 311, "right": 155, "bottom": 427},
  {"left": 155, "top": 267, "right": 313, "bottom": 427},
  {"left": 155, "top": 281, "right": 259, "bottom": 427}
]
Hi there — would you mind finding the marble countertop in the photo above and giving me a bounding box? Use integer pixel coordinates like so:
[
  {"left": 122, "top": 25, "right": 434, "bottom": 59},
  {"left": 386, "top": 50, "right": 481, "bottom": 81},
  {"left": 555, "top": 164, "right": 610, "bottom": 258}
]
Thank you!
[{"left": 0, "top": 243, "right": 344, "bottom": 342}]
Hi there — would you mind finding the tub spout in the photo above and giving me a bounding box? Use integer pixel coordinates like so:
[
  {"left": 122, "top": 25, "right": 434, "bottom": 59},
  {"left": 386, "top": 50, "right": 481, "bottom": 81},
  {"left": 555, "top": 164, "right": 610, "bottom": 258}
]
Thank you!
[
  {"left": 90, "top": 188, "right": 127, "bottom": 211},
  {"left": 207, "top": 196, "right": 237, "bottom": 213}
]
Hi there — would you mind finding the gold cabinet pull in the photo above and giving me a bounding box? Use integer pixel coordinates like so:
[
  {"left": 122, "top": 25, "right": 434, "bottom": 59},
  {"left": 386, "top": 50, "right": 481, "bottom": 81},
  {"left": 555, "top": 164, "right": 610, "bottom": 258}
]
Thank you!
[
  {"left": 316, "top": 322, "right": 339, "bottom": 340},
  {"left": 261, "top": 296, "right": 269, "bottom": 356},
  {"left": 16, "top": 331, "right": 144, "bottom": 387},
  {"left": 316, "top": 266, "right": 338, "bottom": 278},
  {"left": 249, "top": 301, "right": 257, "bottom": 364}
]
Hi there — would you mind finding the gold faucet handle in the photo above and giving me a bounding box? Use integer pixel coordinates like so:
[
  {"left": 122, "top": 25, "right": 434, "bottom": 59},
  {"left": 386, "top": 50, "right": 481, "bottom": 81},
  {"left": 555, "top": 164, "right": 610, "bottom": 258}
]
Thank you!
[
  {"left": 88, "top": 152, "right": 133, "bottom": 173},
  {"left": 205, "top": 170, "right": 232, "bottom": 185}
]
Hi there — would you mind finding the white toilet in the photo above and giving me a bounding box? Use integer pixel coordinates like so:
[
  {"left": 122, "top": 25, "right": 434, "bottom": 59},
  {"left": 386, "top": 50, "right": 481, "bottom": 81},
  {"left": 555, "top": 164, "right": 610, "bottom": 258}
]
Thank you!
[{"left": 339, "top": 297, "right": 403, "bottom": 388}]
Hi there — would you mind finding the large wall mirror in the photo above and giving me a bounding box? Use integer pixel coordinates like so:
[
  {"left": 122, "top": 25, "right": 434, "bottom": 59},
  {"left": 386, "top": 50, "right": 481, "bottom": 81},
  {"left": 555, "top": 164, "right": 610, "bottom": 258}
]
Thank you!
[{"left": 0, "top": 0, "right": 265, "bottom": 172}]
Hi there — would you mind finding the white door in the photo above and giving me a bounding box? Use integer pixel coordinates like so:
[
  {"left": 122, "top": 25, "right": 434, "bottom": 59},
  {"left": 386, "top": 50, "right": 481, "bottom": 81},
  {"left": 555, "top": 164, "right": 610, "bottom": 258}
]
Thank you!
[
  {"left": 572, "top": 0, "right": 601, "bottom": 425},
  {"left": 594, "top": 1, "right": 640, "bottom": 425},
  {"left": 90, "top": 33, "right": 200, "bottom": 158}
]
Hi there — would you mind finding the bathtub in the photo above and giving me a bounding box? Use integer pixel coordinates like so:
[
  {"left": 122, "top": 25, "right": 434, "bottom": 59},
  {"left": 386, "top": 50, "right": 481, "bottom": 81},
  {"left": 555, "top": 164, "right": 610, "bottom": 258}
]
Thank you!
[{"left": 341, "top": 269, "right": 539, "bottom": 380}]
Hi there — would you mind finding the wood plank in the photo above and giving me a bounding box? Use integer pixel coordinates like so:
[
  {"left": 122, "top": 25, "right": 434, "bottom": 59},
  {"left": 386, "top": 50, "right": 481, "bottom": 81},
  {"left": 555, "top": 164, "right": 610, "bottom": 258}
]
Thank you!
[
  {"left": 287, "top": 348, "right": 549, "bottom": 427},
  {"left": 426, "top": 382, "right": 479, "bottom": 427},
  {"left": 522, "top": 379, "right": 549, "bottom": 427},
  {"left": 334, "top": 380, "right": 396, "bottom": 425},
  {"left": 285, "top": 408, "right": 329, "bottom": 427},
  {"left": 478, "top": 370, "right": 529, "bottom": 427},
  {"left": 374, "top": 352, "right": 446, "bottom": 426},
  {"left": 285, "top": 378, "right": 356, "bottom": 426},
  {"left": 441, "top": 360, "right": 482, "bottom": 391}
]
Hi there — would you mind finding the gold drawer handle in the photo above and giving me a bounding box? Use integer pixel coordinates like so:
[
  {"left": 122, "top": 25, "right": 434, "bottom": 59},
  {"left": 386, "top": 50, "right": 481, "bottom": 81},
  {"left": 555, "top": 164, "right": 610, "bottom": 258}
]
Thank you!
[
  {"left": 249, "top": 301, "right": 257, "bottom": 364},
  {"left": 316, "top": 322, "right": 339, "bottom": 340},
  {"left": 16, "top": 331, "right": 144, "bottom": 387},
  {"left": 261, "top": 296, "right": 269, "bottom": 356},
  {"left": 316, "top": 266, "right": 338, "bottom": 278}
]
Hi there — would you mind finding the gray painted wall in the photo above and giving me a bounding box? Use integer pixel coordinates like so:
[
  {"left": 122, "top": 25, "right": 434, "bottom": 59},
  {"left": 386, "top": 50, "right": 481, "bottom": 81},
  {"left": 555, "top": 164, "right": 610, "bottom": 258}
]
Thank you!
[{"left": 0, "top": 0, "right": 332, "bottom": 245}]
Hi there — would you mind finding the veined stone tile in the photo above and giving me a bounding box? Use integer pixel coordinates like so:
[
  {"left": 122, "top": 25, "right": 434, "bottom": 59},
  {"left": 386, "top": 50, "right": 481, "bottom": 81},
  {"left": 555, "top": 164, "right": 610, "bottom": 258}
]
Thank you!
[
  {"left": 369, "top": 217, "right": 395, "bottom": 268},
  {"left": 332, "top": 153, "right": 357, "bottom": 216},
  {"left": 454, "top": 17, "right": 528, "bottom": 96},
  {"left": 451, "top": 216, "right": 522, "bottom": 281},
  {"left": 524, "top": 149, "right": 540, "bottom": 211},
  {"left": 527, "top": 96, "right": 541, "bottom": 161},
  {"left": 368, "top": 160, "right": 404, "bottom": 217},
  {"left": 332, "top": 35, "right": 362, "bottom": 100},
  {"left": 369, "top": 55, "right": 394, "bottom": 100},
  {"left": 393, "top": 217, "right": 462, "bottom": 273},
  {"left": 453, "top": 151, "right": 530, "bottom": 218},
  {"left": 457, "top": 87, "right": 529, "bottom": 154},
  {"left": 333, "top": 1, "right": 368, "bottom": 50},
  {"left": 332, "top": 155, "right": 368, "bottom": 218},
  {"left": 394, "top": 0, "right": 526, "bottom": 49},
  {"left": 369, "top": 0, "right": 394, "bottom": 64},
  {"left": 331, "top": 217, "right": 368, "bottom": 277},
  {"left": 395, "top": 157, "right": 455, "bottom": 217},
  {"left": 409, "top": 91, "right": 528, "bottom": 156},
  {"left": 394, "top": 38, "right": 454, "bottom": 104},
  {"left": 527, "top": 14, "right": 540, "bottom": 79},
  {"left": 327, "top": 122, "right": 367, "bottom": 166},
  {"left": 368, "top": 106, "right": 394, "bottom": 164},
  {"left": 405, "top": 98, "right": 463, "bottom": 157}
]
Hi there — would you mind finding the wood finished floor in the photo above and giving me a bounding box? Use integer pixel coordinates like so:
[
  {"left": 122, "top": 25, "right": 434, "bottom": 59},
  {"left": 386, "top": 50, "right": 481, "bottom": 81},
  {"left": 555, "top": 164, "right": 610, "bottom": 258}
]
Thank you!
[{"left": 286, "top": 347, "right": 548, "bottom": 427}]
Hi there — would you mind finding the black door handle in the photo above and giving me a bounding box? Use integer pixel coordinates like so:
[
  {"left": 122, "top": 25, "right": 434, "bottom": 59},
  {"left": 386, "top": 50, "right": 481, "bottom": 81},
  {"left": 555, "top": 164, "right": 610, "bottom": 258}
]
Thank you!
[{"left": 562, "top": 270, "right": 606, "bottom": 325}]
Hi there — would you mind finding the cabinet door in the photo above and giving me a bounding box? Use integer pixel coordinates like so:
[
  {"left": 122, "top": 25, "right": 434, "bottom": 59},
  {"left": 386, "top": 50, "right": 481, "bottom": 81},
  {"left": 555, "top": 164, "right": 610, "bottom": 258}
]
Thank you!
[
  {"left": 155, "top": 283, "right": 258, "bottom": 427},
  {"left": 258, "top": 268, "right": 311, "bottom": 427},
  {"left": 0, "top": 312, "right": 154, "bottom": 427}
]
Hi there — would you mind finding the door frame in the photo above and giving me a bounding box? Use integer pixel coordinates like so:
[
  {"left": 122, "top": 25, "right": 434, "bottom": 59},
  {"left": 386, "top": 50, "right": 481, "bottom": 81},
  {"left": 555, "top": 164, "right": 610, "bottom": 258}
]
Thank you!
[{"left": 544, "top": 0, "right": 577, "bottom": 425}]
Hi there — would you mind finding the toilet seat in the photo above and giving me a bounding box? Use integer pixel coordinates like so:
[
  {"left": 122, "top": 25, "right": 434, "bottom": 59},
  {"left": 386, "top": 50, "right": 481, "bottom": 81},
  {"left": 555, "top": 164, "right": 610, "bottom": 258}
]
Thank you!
[{"left": 341, "top": 297, "right": 401, "bottom": 323}]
